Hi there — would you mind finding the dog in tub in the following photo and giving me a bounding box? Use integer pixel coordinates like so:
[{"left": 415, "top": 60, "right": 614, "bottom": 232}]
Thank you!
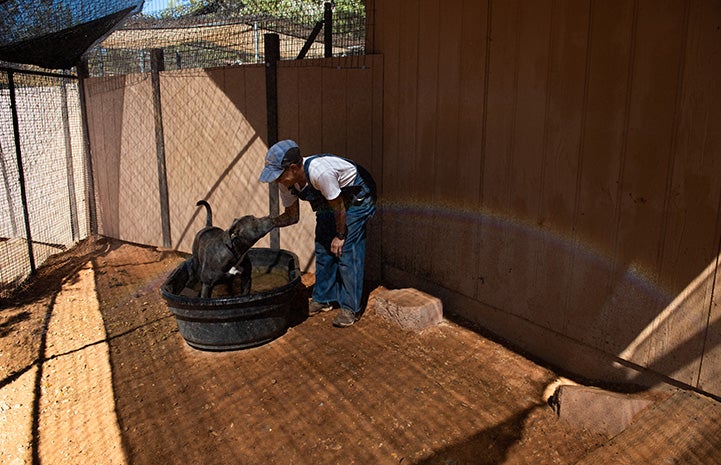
[{"left": 188, "top": 200, "right": 277, "bottom": 298}]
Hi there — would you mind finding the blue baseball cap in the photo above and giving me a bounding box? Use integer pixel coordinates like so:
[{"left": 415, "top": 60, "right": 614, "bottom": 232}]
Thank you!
[{"left": 259, "top": 140, "right": 302, "bottom": 183}]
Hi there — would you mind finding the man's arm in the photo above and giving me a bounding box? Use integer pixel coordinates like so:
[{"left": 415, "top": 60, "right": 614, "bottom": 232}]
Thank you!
[
  {"left": 273, "top": 198, "right": 300, "bottom": 227},
  {"left": 328, "top": 195, "right": 346, "bottom": 257}
]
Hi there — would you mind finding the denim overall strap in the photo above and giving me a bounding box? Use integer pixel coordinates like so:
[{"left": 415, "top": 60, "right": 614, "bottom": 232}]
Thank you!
[{"left": 291, "top": 155, "right": 376, "bottom": 212}]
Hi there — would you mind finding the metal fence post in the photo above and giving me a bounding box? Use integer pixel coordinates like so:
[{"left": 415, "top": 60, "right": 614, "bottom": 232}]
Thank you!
[
  {"left": 265, "top": 33, "right": 280, "bottom": 250},
  {"left": 8, "top": 70, "right": 36, "bottom": 273},
  {"left": 151, "top": 48, "right": 172, "bottom": 249},
  {"left": 76, "top": 58, "right": 98, "bottom": 236},
  {"left": 324, "top": 2, "right": 333, "bottom": 58},
  {"left": 60, "top": 78, "right": 80, "bottom": 241}
]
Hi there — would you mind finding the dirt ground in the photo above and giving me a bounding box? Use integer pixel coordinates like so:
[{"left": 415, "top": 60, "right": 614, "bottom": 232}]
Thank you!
[{"left": 0, "top": 236, "right": 664, "bottom": 464}]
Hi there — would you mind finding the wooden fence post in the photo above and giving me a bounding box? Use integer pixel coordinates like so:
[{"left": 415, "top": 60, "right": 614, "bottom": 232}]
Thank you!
[
  {"left": 265, "top": 33, "right": 280, "bottom": 250},
  {"left": 151, "top": 48, "right": 172, "bottom": 249}
]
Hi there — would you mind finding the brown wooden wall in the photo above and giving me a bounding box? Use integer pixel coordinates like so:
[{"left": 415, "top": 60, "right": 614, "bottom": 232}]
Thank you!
[
  {"left": 372, "top": 0, "right": 721, "bottom": 397},
  {"left": 83, "top": 0, "right": 721, "bottom": 397},
  {"left": 84, "top": 54, "right": 383, "bottom": 278}
]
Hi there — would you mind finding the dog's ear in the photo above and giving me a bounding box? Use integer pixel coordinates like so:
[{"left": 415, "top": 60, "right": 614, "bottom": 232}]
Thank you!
[
  {"left": 228, "top": 216, "right": 257, "bottom": 243},
  {"left": 223, "top": 229, "right": 235, "bottom": 249},
  {"left": 228, "top": 217, "right": 245, "bottom": 235},
  {"left": 226, "top": 218, "right": 242, "bottom": 243}
]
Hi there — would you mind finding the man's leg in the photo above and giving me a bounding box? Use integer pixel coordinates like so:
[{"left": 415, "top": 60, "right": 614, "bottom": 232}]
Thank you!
[
  {"left": 335, "top": 202, "right": 374, "bottom": 318},
  {"left": 312, "top": 212, "right": 338, "bottom": 305}
]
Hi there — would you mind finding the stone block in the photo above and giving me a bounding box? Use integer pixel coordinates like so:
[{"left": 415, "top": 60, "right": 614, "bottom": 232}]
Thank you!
[
  {"left": 370, "top": 286, "right": 443, "bottom": 331},
  {"left": 551, "top": 384, "right": 657, "bottom": 437}
]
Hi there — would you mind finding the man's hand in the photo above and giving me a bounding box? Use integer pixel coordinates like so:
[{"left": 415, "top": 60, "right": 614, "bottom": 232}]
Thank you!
[
  {"left": 331, "top": 236, "right": 345, "bottom": 257},
  {"left": 327, "top": 195, "right": 347, "bottom": 258}
]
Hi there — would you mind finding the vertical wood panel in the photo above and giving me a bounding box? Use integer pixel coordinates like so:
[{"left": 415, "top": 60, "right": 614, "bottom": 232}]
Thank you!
[
  {"left": 666, "top": 0, "right": 721, "bottom": 392},
  {"left": 482, "top": 0, "right": 554, "bottom": 318},
  {"left": 296, "top": 66, "right": 323, "bottom": 155},
  {"left": 280, "top": 64, "right": 316, "bottom": 268},
  {"left": 694, "top": 0, "right": 721, "bottom": 394},
  {"left": 376, "top": 0, "right": 401, "bottom": 281},
  {"left": 275, "top": 65, "right": 303, "bottom": 256},
  {"left": 370, "top": 55, "right": 385, "bottom": 182},
  {"left": 564, "top": 0, "right": 634, "bottom": 348},
  {"left": 377, "top": 0, "right": 400, "bottom": 199},
  {"left": 461, "top": 0, "right": 489, "bottom": 300},
  {"left": 411, "top": 0, "right": 440, "bottom": 279},
  {"left": 163, "top": 67, "right": 269, "bottom": 253},
  {"left": 382, "top": 0, "right": 420, "bottom": 273},
  {"left": 117, "top": 75, "right": 161, "bottom": 246},
  {"left": 509, "top": 0, "right": 553, "bottom": 320},
  {"left": 374, "top": 0, "right": 721, "bottom": 397},
  {"left": 479, "top": 0, "right": 520, "bottom": 310},
  {"left": 376, "top": 0, "right": 400, "bottom": 282},
  {"left": 529, "top": 0, "right": 590, "bottom": 329},
  {"left": 86, "top": 76, "right": 125, "bottom": 239},
  {"left": 321, "top": 63, "right": 348, "bottom": 154},
  {"left": 429, "top": 0, "right": 481, "bottom": 297},
  {"left": 244, "top": 65, "right": 267, "bottom": 144},
  {"left": 220, "top": 66, "right": 246, "bottom": 113},
  {"left": 275, "top": 56, "right": 384, "bottom": 273},
  {"left": 277, "top": 65, "right": 299, "bottom": 139},
  {"left": 610, "top": 0, "right": 689, "bottom": 369},
  {"left": 657, "top": 1, "right": 720, "bottom": 293},
  {"left": 369, "top": 54, "right": 385, "bottom": 283},
  {"left": 346, "top": 64, "right": 374, "bottom": 166}
]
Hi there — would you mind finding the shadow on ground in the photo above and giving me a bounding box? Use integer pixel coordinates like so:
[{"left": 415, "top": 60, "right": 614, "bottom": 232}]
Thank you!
[
  {"left": 86, "top": 238, "right": 606, "bottom": 465},
  {"left": 13, "top": 238, "right": 721, "bottom": 464}
]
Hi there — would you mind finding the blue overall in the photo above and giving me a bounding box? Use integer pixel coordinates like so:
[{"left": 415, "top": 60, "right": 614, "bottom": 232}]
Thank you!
[{"left": 291, "top": 155, "right": 376, "bottom": 314}]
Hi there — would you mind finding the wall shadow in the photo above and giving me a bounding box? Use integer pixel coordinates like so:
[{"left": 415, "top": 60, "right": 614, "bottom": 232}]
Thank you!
[
  {"left": 380, "top": 203, "right": 721, "bottom": 397},
  {"left": 413, "top": 405, "right": 543, "bottom": 465},
  {"left": 172, "top": 134, "right": 259, "bottom": 250}
]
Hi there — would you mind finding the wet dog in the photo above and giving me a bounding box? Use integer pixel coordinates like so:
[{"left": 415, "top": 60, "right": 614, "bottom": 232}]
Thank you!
[{"left": 190, "top": 200, "right": 276, "bottom": 298}]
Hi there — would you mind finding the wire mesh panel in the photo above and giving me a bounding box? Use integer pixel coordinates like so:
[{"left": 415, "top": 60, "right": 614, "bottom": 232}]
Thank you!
[
  {"left": 85, "top": 0, "right": 366, "bottom": 76},
  {"left": 159, "top": 66, "right": 272, "bottom": 253},
  {"left": 0, "top": 0, "right": 366, "bottom": 295},
  {"left": 0, "top": 70, "right": 88, "bottom": 296},
  {"left": 82, "top": 72, "right": 163, "bottom": 246}
]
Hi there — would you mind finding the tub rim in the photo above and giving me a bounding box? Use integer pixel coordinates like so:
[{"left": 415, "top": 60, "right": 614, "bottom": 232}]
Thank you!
[{"left": 160, "top": 247, "right": 301, "bottom": 311}]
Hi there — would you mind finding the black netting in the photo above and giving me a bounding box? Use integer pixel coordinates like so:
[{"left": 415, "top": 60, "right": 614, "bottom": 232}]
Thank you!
[
  {"left": 85, "top": 0, "right": 366, "bottom": 76},
  {"left": 0, "top": 0, "right": 144, "bottom": 69},
  {"left": 0, "top": 1, "right": 364, "bottom": 74},
  {"left": 0, "top": 70, "right": 89, "bottom": 295},
  {"left": 0, "top": 0, "right": 365, "bottom": 294}
]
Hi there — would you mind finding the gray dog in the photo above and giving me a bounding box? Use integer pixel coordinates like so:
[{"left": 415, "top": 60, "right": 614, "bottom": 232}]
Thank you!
[{"left": 190, "top": 200, "right": 276, "bottom": 298}]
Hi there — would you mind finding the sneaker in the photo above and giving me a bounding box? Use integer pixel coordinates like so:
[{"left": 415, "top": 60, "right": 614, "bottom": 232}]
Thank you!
[
  {"left": 333, "top": 308, "right": 358, "bottom": 327},
  {"left": 308, "top": 299, "right": 333, "bottom": 316}
]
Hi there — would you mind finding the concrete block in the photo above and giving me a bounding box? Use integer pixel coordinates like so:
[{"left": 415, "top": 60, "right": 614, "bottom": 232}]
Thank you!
[
  {"left": 370, "top": 286, "right": 443, "bottom": 331},
  {"left": 550, "top": 384, "right": 657, "bottom": 437}
]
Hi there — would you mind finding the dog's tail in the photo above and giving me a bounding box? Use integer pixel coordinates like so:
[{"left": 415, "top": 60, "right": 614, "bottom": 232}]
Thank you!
[{"left": 196, "top": 200, "right": 213, "bottom": 227}]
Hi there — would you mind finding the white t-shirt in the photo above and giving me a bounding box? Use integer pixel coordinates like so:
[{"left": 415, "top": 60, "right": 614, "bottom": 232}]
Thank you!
[{"left": 279, "top": 156, "right": 357, "bottom": 208}]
